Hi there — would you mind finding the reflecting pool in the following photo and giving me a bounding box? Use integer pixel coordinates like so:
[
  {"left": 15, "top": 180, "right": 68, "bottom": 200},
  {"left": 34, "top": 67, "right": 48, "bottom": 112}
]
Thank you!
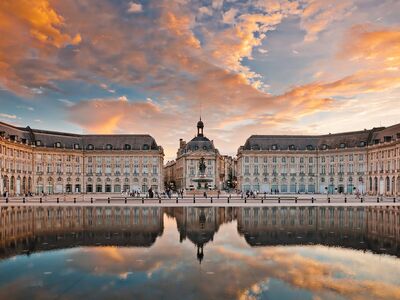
[{"left": 1, "top": 206, "right": 400, "bottom": 299}]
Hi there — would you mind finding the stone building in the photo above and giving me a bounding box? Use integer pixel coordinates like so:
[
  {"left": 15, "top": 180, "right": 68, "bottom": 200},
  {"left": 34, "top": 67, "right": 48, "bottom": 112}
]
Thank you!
[
  {"left": 237, "top": 123, "right": 400, "bottom": 196},
  {"left": 0, "top": 121, "right": 164, "bottom": 196},
  {"left": 164, "top": 119, "right": 223, "bottom": 190}
]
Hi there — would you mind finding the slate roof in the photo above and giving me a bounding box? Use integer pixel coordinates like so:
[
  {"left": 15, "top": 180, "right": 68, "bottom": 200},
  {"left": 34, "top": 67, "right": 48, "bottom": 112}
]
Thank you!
[
  {"left": 242, "top": 123, "right": 400, "bottom": 151},
  {"left": 0, "top": 121, "right": 160, "bottom": 150}
]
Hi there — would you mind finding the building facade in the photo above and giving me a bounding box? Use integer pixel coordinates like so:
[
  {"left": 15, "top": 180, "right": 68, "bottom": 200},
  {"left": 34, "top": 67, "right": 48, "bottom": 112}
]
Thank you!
[
  {"left": 0, "top": 122, "right": 164, "bottom": 196},
  {"left": 237, "top": 123, "right": 400, "bottom": 196},
  {"left": 164, "top": 119, "right": 224, "bottom": 190}
]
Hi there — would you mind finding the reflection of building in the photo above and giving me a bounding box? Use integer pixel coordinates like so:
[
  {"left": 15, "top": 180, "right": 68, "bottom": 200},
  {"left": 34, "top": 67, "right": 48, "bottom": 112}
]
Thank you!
[
  {"left": 0, "top": 206, "right": 164, "bottom": 258},
  {"left": 237, "top": 206, "right": 400, "bottom": 256},
  {"left": 167, "top": 207, "right": 235, "bottom": 263},
  {"left": 0, "top": 121, "right": 164, "bottom": 196},
  {"left": 164, "top": 119, "right": 224, "bottom": 190},
  {"left": 237, "top": 123, "right": 400, "bottom": 195}
]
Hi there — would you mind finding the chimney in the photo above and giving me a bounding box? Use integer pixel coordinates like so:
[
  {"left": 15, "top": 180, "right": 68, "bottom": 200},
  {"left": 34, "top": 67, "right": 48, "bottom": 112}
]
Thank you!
[{"left": 179, "top": 138, "right": 186, "bottom": 149}]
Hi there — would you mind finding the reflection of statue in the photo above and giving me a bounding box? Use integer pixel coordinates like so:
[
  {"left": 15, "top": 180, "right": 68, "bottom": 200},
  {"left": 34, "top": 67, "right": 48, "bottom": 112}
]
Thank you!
[{"left": 199, "top": 157, "right": 206, "bottom": 175}]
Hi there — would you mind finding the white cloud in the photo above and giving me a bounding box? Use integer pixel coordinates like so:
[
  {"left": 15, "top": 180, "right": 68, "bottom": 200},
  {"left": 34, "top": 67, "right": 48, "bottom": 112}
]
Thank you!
[
  {"left": 127, "top": 2, "right": 143, "bottom": 13},
  {"left": 58, "top": 99, "right": 74, "bottom": 107},
  {"left": 0, "top": 113, "right": 17, "bottom": 119},
  {"left": 118, "top": 95, "right": 128, "bottom": 102}
]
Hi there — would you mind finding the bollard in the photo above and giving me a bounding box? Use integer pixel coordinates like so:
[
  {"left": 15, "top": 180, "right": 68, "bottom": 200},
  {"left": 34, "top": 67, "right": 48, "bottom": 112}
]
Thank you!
[
  {"left": 91, "top": 197, "right": 93, "bottom": 203},
  {"left": 23, "top": 197, "right": 25, "bottom": 203},
  {"left": 40, "top": 197, "right": 42, "bottom": 203},
  {"left": 344, "top": 197, "right": 347, "bottom": 203},
  {"left": 328, "top": 197, "right": 330, "bottom": 203},
  {"left": 278, "top": 197, "right": 280, "bottom": 204},
  {"left": 211, "top": 197, "right": 213, "bottom": 203},
  {"left": 377, "top": 197, "right": 379, "bottom": 203},
  {"left": 261, "top": 198, "right": 263, "bottom": 204},
  {"left": 228, "top": 197, "right": 230, "bottom": 204},
  {"left": 74, "top": 198, "right": 76, "bottom": 203},
  {"left": 57, "top": 198, "right": 59, "bottom": 203}
]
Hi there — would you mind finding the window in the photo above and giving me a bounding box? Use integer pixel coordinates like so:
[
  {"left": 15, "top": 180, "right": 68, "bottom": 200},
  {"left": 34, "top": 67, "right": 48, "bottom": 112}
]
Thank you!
[
  {"left": 271, "top": 144, "right": 278, "bottom": 150},
  {"left": 306, "top": 145, "right": 314, "bottom": 150},
  {"left": 289, "top": 145, "right": 296, "bottom": 150},
  {"left": 106, "top": 144, "right": 113, "bottom": 150},
  {"left": 124, "top": 144, "right": 131, "bottom": 150},
  {"left": 87, "top": 144, "right": 94, "bottom": 150},
  {"left": 55, "top": 142, "right": 61, "bottom": 148},
  {"left": 143, "top": 144, "right": 149, "bottom": 150},
  {"left": 35, "top": 140, "right": 42, "bottom": 146},
  {"left": 74, "top": 144, "right": 80, "bottom": 149}
]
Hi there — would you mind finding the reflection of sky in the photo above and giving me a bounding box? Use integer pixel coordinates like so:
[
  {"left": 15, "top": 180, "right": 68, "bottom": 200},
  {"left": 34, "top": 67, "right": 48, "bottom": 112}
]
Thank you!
[{"left": 0, "top": 215, "right": 400, "bottom": 300}]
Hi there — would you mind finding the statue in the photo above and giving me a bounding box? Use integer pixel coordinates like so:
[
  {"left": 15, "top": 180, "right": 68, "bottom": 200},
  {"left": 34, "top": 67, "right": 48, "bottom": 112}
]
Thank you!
[{"left": 199, "top": 157, "right": 206, "bottom": 175}]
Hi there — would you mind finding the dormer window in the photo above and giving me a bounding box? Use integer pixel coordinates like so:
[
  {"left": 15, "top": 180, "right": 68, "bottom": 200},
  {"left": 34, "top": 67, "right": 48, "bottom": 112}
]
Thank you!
[
  {"left": 339, "top": 143, "right": 346, "bottom": 148},
  {"left": 74, "top": 143, "right": 80, "bottom": 149},
  {"left": 87, "top": 144, "right": 94, "bottom": 150},
  {"left": 252, "top": 144, "right": 260, "bottom": 150},
  {"left": 143, "top": 144, "right": 149, "bottom": 150},
  {"left": 289, "top": 144, "right": 296, "bottom": 150},
  {"left": 359, "top": 141, "right": 366, "bottom": 147},
  {"left": 194, "top": 145, "right": 199, "bottom": 150},
  {"left": 374, "top": 139, "right": 379, "bottom": 145},
  {"left": 35, "top": 140, "right": 42, "bottom": 146},
  {"left": 384, "top": 136, "right": 392, "bottom": 143},
  {"left": 55, "top": 142, "right": 61, "bottom": 148},
  {"left": 124, "top": 144, "right": 131, "bottom": 150},
  {"left": 271, "top": 144, "right": 278, "bottom": 150},
  {"left": 106, "top": 144, "right": 113, "bottom": 150},
  {"left": 203, "top": 146, "right": 208, "bottom": 150},
  {"left": 306, "top": 145, "right": 314, "bottom": 150},
  {"left": 321, "top": 144, "right": 328, "bottom": 150}
]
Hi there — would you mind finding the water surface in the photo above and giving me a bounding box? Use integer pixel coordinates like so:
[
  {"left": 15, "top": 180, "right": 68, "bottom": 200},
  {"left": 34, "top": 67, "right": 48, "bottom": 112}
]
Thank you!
[{"left": 1, "top": 206, "right": 399, "bottom": 299}]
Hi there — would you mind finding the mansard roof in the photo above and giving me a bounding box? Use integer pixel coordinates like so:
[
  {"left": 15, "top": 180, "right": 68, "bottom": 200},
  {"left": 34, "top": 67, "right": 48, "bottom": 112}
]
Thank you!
[
  {"left": 242, "top": 124, "right": 400, "bottom": 151},
  {"left": 0, "top": 121, "right": 160, "bottom": 150}
]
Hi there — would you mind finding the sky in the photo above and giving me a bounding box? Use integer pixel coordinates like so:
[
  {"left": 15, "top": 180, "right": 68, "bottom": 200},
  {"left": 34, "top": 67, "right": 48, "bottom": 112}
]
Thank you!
[{"left": 0, "top": 0, "right": 399, "bottom": 161}]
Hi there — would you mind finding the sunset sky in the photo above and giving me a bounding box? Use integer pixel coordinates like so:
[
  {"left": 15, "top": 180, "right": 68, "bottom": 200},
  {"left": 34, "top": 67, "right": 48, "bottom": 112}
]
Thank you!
[{"left": 0, "top": 0, "right": 399, "bottom": 160}]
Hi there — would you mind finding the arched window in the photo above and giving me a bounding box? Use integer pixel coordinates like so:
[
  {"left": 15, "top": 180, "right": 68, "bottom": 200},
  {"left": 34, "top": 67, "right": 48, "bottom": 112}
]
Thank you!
[
  {"left": 306, "top": 145, "right": 314, "bottom": 150},
  {"left": 289, "top": 144, "right": 296, "bottom": 150},
  {"left": 87, "top": 144, "right": 94, "bottom": 150},
  {"left": 54, "top": 142, "right": 61, "bottom": 148},
  {"left": 321, "top": 144, "right": 328, "bottom": 150},
  {"left": 271, "top": 144, "right": 278, "bottom": 150},
  {"left": 339, "top": 143, "right": 346, "bottom": 148},
  {"left": 143, "top": 144, "right": 149, "bottom": 150},
  {"left": 74, "top": 144, "right": 80, "bottom": 149},
  {"left": 106, "top": 144, "right": 113, "bottom": 150},
  {"left": 124, "top": 144, "right": 131, "bottom": 150}
]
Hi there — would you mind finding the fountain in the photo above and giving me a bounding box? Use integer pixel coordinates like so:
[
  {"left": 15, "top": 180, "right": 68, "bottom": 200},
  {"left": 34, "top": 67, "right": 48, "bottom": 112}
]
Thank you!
[{"left": 192, "top": 157, "right": 213, "bottom": 189}]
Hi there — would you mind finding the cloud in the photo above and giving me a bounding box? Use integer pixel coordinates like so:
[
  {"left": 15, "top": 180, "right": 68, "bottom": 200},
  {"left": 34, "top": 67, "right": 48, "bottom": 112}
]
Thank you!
[
  {"left": 127, "top": 2, "right": 143, "bottom": 13},
  {"left": 300, "top": 0, "right": 354, "bottom": 42},
  {"left": 0, "top": 113, "right": 17, "bottom": 119}
]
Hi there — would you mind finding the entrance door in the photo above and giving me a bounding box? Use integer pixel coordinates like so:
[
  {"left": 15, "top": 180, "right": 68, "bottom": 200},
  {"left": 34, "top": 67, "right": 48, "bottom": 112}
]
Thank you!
[{"left": 338, "top": 185, "right": 344, "bottom": 193}]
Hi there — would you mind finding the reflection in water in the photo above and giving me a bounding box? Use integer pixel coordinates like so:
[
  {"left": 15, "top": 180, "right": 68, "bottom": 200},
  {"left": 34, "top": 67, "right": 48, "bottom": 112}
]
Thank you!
[{"left": 0, "top": 206, "right": 399, "bottom": 300}]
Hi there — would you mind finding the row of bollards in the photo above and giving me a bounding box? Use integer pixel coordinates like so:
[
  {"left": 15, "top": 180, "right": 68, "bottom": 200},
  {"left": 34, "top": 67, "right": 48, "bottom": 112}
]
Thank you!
[{"left": 3, "top": 195, "right": 398, "bottom": 205}]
